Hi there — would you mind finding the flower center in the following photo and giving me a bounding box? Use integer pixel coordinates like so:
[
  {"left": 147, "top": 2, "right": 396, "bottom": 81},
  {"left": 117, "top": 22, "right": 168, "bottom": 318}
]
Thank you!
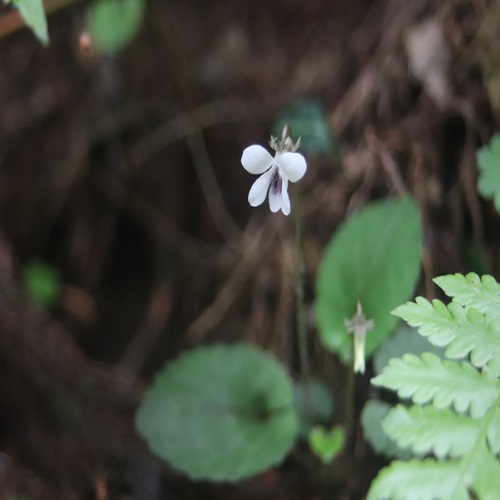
[{"left": 270, "top": 167, "right": 282, "bottom": 196}]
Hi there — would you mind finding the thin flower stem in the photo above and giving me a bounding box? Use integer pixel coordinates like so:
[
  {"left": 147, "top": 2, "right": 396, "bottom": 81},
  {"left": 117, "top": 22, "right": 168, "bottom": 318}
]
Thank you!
[
  {"left": 344, "top": 364, "right": 355, "bottom": 438},
  {"left": 293, "top": 184, "right": 312, "bottom": 423}
]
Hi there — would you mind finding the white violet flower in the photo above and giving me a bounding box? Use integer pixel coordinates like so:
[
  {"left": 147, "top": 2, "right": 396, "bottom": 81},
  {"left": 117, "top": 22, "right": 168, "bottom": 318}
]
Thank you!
[{"left": 241, "top": 134, "right": 307, "bottom": 216}]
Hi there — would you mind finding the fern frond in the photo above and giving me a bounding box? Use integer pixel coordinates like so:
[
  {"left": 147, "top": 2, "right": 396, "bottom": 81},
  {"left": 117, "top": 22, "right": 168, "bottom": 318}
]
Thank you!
[
  {"left": 383, "top": 404, "right": 482, "bottom": 458},
  {"left": 370, "top": 273, "right": 500, "bottom": 499},
  {"left": 367, "top": 459, "right": 469, "bottom": 500},
  {"left": 393, "top": 298, "right": 500, "bottom": 368},
  {"left": 435, "top": 273, "right": 500, "bottom": 322},
  {"left": 368, "top": 446, "right": 500, "bottom": 500},
  {"left": 371, "top": 352, "right": 498, "bottom": 418}
]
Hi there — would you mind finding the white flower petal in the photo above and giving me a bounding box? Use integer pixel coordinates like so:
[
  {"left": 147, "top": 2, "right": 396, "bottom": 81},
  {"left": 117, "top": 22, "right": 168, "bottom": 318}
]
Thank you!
[
  {"left": 276, "top": 152, "right": 307, "bottom": 182},
  {"left": 241, "top": 145, "right": 275, "bottom": 174},
  {"left": 268, "top": 187, "right": 282, "bottom": 213},
  {"left": 248, "top": 170, "right": 273, "bottom": 207},
  {"left": 280, "top": 177, "right": 290, "bottom": 215}
]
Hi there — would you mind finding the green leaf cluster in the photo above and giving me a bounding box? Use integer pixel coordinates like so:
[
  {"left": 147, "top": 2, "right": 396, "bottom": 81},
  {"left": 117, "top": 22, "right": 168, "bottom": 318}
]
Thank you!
[
  {"left": 368, "top": 273, "right": 500, "bottom": 500},
  {"left": 136, "top": 343, "right": 298, "bottom": 482}
]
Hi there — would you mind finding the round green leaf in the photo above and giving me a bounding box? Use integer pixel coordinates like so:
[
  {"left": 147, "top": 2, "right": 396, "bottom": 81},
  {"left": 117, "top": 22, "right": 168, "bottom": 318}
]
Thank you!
[
  {"left": 136, "top": 343, "right": 299, "bottom": 481},
  {"left": 361, "top": 400, "right": 412, "bottom": 459},
  {"left": 315, "top": 197, "right": 422, "bottom": 363},
  {"left": 87, "top": 0, "right": 145, "bottom": 55}
]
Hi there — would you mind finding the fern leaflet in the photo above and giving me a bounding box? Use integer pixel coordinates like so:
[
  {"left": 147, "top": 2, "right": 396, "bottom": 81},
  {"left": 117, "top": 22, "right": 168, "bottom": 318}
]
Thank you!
[
  {"left": 393, "top": 298, "right": 500, "bottom": 368},
  {"left": 369, "top": 274, "right": 500, "bottom": 499},
  {"left": 435, "top": 273, "right": 500, "bottom": 322},
  {"left": 383, "top": 404, "right": 485, "bottom": 458},
  {"left": 372, "top": 352, "right": 498, "bottom": 418},
  {"left": 368, "top": 459, "right": 469, "bottom": 500}
]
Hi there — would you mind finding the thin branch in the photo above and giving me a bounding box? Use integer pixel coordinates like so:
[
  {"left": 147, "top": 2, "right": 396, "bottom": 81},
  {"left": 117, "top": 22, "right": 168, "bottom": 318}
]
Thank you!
[
  {"left": 365, "top": 128, "right": 408, "bottom": 196},
  {"left": 186, "top": 131, "right": 243, "bottom": 246},
  {"left": 185, "top": 216, "right": 281, "bottom": 344}
]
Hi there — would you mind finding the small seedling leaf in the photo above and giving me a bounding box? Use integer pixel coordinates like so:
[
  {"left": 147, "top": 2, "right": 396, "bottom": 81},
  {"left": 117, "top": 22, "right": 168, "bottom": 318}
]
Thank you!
[
  {"left": 87, "top": 0, "right": 144, "bottom": 55},
  {"left": 308, "top": 425, "right": 345, "bottom": 463},
  {"left": 23, "top": 259, "right": 61, "bottom": 309}
]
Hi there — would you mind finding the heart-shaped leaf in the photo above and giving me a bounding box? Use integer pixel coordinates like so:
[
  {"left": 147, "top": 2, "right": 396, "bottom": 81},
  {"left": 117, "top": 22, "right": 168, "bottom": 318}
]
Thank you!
[
  {"left": 315, "top": 197, "right": 422, "bottom": 364},
  {"left": 308, "top": 425, "right": 345, "bottom": 463}
]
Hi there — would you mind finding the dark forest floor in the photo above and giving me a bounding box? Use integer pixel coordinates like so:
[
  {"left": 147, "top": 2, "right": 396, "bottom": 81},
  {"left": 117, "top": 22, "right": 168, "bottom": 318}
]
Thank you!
[{"left": 0, "top": 0, "right": 499, "bottom": 498}]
